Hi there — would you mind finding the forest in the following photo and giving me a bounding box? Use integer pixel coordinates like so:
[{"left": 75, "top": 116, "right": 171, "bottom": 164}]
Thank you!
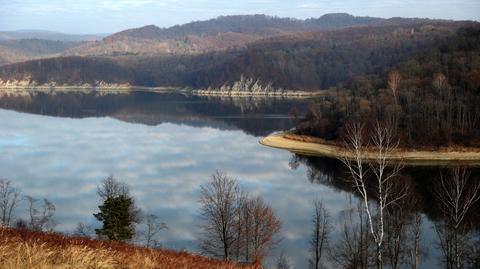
[
  {"left": 296, "top": 26, "right": 480, "bottom": 147},
  {"left": 1, "top": 21, "right": 478, "bottom": 93}
]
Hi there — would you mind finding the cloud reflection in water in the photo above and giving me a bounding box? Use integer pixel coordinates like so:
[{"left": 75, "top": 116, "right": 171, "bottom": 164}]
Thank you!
[{"left": 0, "top": 108, "right": 365, "bottom": 267}]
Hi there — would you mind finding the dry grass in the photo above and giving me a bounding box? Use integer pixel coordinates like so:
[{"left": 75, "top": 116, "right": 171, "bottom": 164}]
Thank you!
[
  {"left": 0, "top": 227, "right": 261, "bottom": 269},
  {"left": 283, "top": 133, "right": 333, "bottom": 145}
]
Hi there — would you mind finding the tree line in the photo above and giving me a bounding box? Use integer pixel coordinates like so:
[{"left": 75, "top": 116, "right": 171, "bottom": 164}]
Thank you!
[{"left": 295, "top": 26, "right": 480, "bottom": 147}]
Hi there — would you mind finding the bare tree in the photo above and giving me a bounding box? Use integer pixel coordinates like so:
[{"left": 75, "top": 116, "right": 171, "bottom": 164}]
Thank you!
[
  {"left": 309, "top": 199, "right": 330, "bottom": 269},
  {"left": 408, "top": 212, "right": 423, "bottom": 269},
  {"left": 340, "top": 122, "right": 405, "bottom": 269},
  {"left": 276, "top": 251, "right": 292, "bottom": 269},
  {"left": 25, "top": 196, "right": 56, "bottom": 231},
  {"left": 74, "top": 222, "right": 95, "bottom": 238},
  {"left": 434, "top": 167, "right": 480, "bottom": 269},
  {"left": 199, "top": 171, "right": 282, "bottom": 264},
  {"left": 384, "top": 180, "right": 417, "bottom": 269},
  {"left": 243, "top": 196, "right": 281, "bottom": 264},
  {"left": 0, "top": 179, "right": 20, "bottom": 226},
  {"left": 199, "top": 170, "right": 240, "bottom": 260},
  {"left": 329, "top": 202, "right": 372, "bottom": 269},
  {"left": 387, "top": 71, "right": 402, "bottom": 128},
  {"left": 97, "top": 175, "right": 129, "bottom": 200},
  {"left": 143, "top": 214, "right": 168, "bottom": 247},
  {"left": 234, "top": 190, "right": 249, "bottom": 261},
  {"left": 388, "top": 71, "right": 401, "bottom": 105}
]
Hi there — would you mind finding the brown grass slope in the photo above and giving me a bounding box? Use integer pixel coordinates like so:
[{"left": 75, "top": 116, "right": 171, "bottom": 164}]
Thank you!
[{"left": 0, "top": 227, "right": 260, "bottom": 269}]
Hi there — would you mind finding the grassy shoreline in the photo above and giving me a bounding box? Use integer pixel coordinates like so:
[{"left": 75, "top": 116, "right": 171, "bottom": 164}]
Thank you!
[
  {"left": 260, "top": 133, "right": 480, "bottom": 166},
  {"left": 0, "top": 227, "right": 259, "bottom": 269}
]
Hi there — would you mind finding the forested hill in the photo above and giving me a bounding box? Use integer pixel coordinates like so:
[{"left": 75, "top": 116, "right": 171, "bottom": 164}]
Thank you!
[
  {"left": 0, "top": 13, "right": 393, "bottom": 66},
  {"left": 105, "top": 13, "right": 386, "bottom": 41},
  {"left": 63, "top": 13, "right": 397, "bottom": 57},
  {"left": 295, "top": 25, "right": 480, "bottom": 147},
  {"left": 0, "top": 20, "right": 478, "bottom": 92},
  {"left": 190, "top": 21, "right": 479, "bottom": 90}
]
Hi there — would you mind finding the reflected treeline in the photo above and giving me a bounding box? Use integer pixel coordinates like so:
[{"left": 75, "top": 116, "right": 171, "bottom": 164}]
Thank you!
[
  {"left": 0, "top": 90, "right": 314, "bottom": 136},
  {"left": 291, "top": 154, "right": 480, "bottom": 268}
]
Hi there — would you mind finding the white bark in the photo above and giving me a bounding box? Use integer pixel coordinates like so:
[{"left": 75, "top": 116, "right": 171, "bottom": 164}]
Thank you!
[{"left": 341, "top": 122, "right": 405, "bottom": 269}]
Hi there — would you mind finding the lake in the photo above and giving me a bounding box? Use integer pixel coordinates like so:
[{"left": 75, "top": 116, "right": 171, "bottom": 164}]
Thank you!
[{"left": 0, "top": 90, "right": 478, "bottom": 268}]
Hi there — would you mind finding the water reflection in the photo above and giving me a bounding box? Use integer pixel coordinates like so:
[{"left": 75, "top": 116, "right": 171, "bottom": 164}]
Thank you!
[
  {"left": 0, "top": 106, "right": 352, "bottom": 268},
  {"left": 0, "top": 91, "right": 479, "bottom": 268},
  {"left": 0, "top": 90, "right": 313, "bottom": 136},
  {"left": 293, "top": 155, "right": 480, "bottom": 268}
]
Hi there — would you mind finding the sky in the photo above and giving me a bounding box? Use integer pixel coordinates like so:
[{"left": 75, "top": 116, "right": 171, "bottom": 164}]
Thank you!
[{"left": 0, "top": 0, "right": 479, "bottom": 34}]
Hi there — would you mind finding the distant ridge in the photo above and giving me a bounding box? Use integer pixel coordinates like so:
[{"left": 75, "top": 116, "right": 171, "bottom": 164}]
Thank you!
[
  {"left": 0, "top": 13, "right": 454, "bottom": 64},
  {"left": 0, "top": 30, "right": 106, "bottom": 41},
  {"left": 65, "top": 13, "right": 410, "bottom": 57},
  {"left": 105, "top": 13, "right": 387, "bottom": 42}
]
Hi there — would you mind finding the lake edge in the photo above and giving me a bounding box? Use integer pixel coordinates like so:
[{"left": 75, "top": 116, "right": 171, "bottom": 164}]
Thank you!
[{"left": 260, "top": 132, "right": 480, "bottom": 166}]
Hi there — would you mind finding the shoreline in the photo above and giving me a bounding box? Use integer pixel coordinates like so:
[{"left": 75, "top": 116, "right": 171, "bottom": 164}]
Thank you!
[
  {"left": 260, "top": 133, "right": 480, "bottom": 166},
  {"left": 0, "top": 85, "right": 325, "bottom": 98}
]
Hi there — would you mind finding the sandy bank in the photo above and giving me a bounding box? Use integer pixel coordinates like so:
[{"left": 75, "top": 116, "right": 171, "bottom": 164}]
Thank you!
[{"left": 260, "top": 133, "right": 480, "bottom": 166}]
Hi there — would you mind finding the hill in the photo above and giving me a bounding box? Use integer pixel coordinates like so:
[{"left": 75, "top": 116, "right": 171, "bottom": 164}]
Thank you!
[
  {"left": 293, "top": 25, "right": 480, "bottom": 148},
  {"left": 189, "top": 21, "right": 476, "bottom": 91},
  {"left": 0, "top": 30, "right": 105, "bottom": 65},
  {"left": 0, "top": 227, "right": 259, "bottom": 269},
  {"left": 63, "top": 14, "right": 433, "bottom": 57},
  {"left": 0, "top": 13, "right": 391, "bottom": 65},
  {"left": 1, "top": 20, "right": 478, "bottom": 92},
  {"left": 0, "top": 39, "right": 81, "bottom": 65},
  {"left": 0, "top": 30, "right": 105, "bottom": 41},
  {"left": 108, "top": 13, "right": 385, "bottom": 40}
]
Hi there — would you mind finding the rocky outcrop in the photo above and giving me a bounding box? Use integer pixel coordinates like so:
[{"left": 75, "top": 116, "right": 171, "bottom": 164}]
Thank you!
[
  {"left": 192, "top": 75, "right": 321, "bottom": 97},
  {"left": 0, "top": 78, "right": 131, "bottom": 89}
]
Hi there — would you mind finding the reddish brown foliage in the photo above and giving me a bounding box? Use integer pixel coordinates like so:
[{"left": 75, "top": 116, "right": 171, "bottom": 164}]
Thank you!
[{"left": 0, "top": 227, "right": 262, "bottom": 269}]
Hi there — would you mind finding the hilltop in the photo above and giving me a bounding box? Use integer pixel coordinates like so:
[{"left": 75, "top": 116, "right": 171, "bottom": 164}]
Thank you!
[
  {"left": 61, "top": 13, "right": 391, "bottom": 57},
  {"left": 0, "top": 13, "right": 439, "bottom": 65}
]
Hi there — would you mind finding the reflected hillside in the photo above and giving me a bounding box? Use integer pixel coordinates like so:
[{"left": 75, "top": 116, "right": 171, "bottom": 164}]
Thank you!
[
  {"left": 0, "top": 90, "right": 312, "bottom": 136},
  {"left": 293, "top": 154, "right": 480, "bottom": 225}
]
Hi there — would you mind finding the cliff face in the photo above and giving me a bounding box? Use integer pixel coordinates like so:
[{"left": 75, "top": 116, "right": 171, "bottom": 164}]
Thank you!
[
  {"left": 192, "top": 75, "right": 317, "bottom": 96},
  {"left": 0, "top": 78, "right": 131, "bottom": 89}
]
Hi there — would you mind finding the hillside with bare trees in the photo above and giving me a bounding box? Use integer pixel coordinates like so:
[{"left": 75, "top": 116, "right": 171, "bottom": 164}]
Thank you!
[{"left": 1, "top": 20, "right": 477, "bottom": 94}]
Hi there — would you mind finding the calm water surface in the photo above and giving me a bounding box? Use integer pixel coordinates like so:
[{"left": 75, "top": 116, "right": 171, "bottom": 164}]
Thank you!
[{"left": 0, "top": 91, "right": 477, "bottom": 268}]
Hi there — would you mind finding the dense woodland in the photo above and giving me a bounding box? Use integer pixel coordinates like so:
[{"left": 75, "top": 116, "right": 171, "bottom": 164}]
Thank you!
[
  {"left": 1, "top": 20, "right": 478, "bottom": 92},
  {"left": 0, "top": 13, "right": 400, "bottom": 65},
  {"left": 190, "top": 22, "right": 474, "bottom": 89},
  {"left": 296, "top": 26, "right": 480, "bottom": 147}
]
